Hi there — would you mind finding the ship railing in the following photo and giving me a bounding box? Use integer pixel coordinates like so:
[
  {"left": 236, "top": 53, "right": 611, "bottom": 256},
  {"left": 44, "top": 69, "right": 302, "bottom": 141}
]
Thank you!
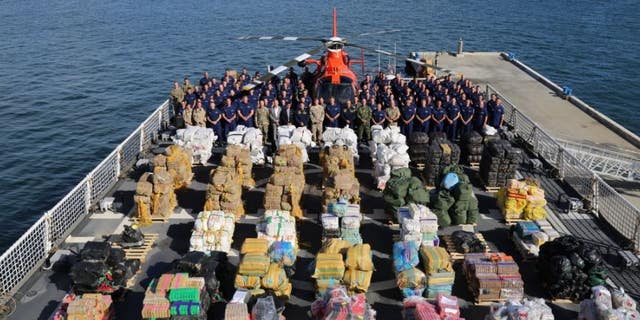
[
  {"left": 487, "top": 84, "right": 640, "bottom": 251},
  {"left": 0, "top": 99, "right": 172, "bottom": 305}
]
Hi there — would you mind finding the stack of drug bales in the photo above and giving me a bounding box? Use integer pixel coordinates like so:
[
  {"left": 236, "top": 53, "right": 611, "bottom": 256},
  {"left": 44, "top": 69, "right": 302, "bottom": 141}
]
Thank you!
[
  {"left": 393, "top": 240, "right": 423, "bottom": 298},
  {"left": 135, "top": 169, "right": 176, "bottom": 224},
  {"left": 204, "top": 160, "right": 244, "bottom": 220},
  {"left": 173, "top": 125, "right": 216, "bottom": 165},
  {"left": 263, "top": 144, "right": 305, "bottom": 219},
  {"left": 277, "top": 125, "right": 316, "bottom": 162},
  {"left": 479, "top": 139, "right": 521, "bottom": 188},
  {"left": 160, "top": 144, "right": 193, "bottom": 190},
  {"left": 70, "top": 241, "right": 140, "bottom": 293},
  {"left": 321, "top": 201, "right": 363, "bottom": 245},
  {"left": 429, "top": 167, "right": 479, "bottom": 227},
  {"left": 320, "top": 145, "right": 360, "bottom": 213},
  {"left": 235, "top": 238, "right": 277, "bottom": 296},
  {"left": 256, "top": 210, "right": 298, "bottom": 256},
  {"left": 313, "top": 252, "right": 346, "bottom": 295},
  {"left": 407, "top": 131, "right": 430, "bottom": 165},
  {"left": 343, "top": 244, "right": 374, "bottom": 294},
  {"left": 463, "top": 253, "right": 524, "bottom": 303},
  {"left": 141, "top": 273, "right": 210, "bottom": 319},
  {"left": 538, "top": 235, "right": 608, "bottom": 300},
  {"left": 189, "top": 211, "right": 235, "bottom": 254},
  {"left": 578, "top": 286, "right": 640, "bottom": 320},
  {"left": 58, "top": 293, "right": 113, "bottom": 320},
  {"left": 511, "top": 219, "right": 561, "bottom": 258},
  {"left": 369, "top": 125, "right": 411, "bottom": 190},
  {"left": 460, "top": 131, "right": 484, "bottom": 165},
  {"left": 222, "top": 144, "right": 255, "bottom": 189},
  {"left": 396, "top": 204, "right": 439, "bottom": 247},
  {"left": 383, "top": 167, "right": 431, "bottom": 217},
  {"left": 322, "top": 127, "right": 359, "bottom": 160},
  {"left": 422, "top": 133, "right": 461, "bottom": 187},
  {"left": 226, "top": 125, "right": 266, "bottom": 165},
  {"left": 420, "top": 246, "right": 455, "bottom": 299},
  {"left": 496, "top": 178, "right": 548, "bottom": 221}
]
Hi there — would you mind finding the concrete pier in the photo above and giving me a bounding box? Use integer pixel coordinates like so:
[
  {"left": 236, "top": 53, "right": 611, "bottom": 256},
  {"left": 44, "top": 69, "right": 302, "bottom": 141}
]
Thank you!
[{"left": 425, "top": 52, "right": 640, "bottom": 208}]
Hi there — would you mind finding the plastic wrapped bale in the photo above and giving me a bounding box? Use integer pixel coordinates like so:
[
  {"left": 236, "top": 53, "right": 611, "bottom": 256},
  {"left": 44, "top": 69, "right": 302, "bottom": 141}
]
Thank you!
[
  {"left": 460, "top": 130, "right": 484, "bottom": 164},
  {"left": 345, "top": 244, "right": 374, "bottom": 271},
  {"left": 383, "top": 168, "right": 413, "bottom": 215},
  {"left": 430, "top": 189, "right": 454, "bottom": 227},
  {"left": 406, "top": 177, "right": 430, "bottom": 205},
  {"left": 419, "top": 246, "right": 453, "bottom": 274},
  {"left": 164, "top": 144, "right": 193, "bottom": 189},
  {"left": 342, "top": 269, "right": 373, "bottom": 294},
  {"left": 451, "top": 231, "right": 487, "bottom": 254},
  {"left": 261, "top": 263, "right": 291, "bottom": 297},
  {"left": 173, "top": 125, "right": 216, "bottom": 165},
  {"left": 397, "top": 268, "right": 427, "bottom": 298},
  {"left": 393, "top": 241, "right": 420, "bottom": 273}
]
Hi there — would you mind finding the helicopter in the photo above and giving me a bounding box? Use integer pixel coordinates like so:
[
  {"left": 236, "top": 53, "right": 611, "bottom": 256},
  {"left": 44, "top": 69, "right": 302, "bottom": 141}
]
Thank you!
[{"left": 237, "top": 8, "right": 446, "bottom": 105}]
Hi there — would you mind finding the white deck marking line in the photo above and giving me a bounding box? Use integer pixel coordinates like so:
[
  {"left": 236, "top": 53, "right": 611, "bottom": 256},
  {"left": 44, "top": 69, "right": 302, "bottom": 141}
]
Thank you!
[
  {"left": 89, "top": 211, "right": 126, "bottom": 219},
  {"left": 259, "top": 36, "right": 272, "bottom": 40},
  {"left": 283, "top": 37, "right": 298, "bottom": 41}
]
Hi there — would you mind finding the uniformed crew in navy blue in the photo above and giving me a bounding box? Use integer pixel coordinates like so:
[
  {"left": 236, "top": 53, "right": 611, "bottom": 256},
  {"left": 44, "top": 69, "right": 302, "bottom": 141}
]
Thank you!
[
  {"left": 206, "top": 98, "right": 222, "bottom": 145},
  {"left": 341, "top": 100, "right": 356, "bottom": 129},
  {"left": 460, "top": 99, "right": 475, "bottom": 135},
  {"left": 325, "top": 97, "right": 341, "bottom": 128},
  {"left": 237, "top": 95, "right": 255, "bottom": 127},
  {"left": 184, "top": 87, "right": 197, "bottom": 107},
  {"left": 199, "top": 71, "right": 210, "bottom": 87},
  {"left": 474, "top": 100, "right": 488, "bottom": 131},
  {"left": 400, "top": 96, "right": 417, "bottom": 137},
  {"left": 446, "top": 97, "right": 461, "bottom": 140},
  {"left": 487, "top": 93, "right": 497, "bottom": 125},
  {"left": 221, "top": 98, "right": 237, "bottom": 143},
  {"left": 294, "top": 103, "right": 310, "bottom": 128},
  {"left": 432, "top": 100, "right": 446, "bottom": 132},
  {"left": 372, "top": 103, "right": 386, "bottom": 127},
  {"left": 415, "top": 98, "right": 432, "bottom": 133},
  {"left": 491, "top": 98, "right": 505, "bottom": 130}
]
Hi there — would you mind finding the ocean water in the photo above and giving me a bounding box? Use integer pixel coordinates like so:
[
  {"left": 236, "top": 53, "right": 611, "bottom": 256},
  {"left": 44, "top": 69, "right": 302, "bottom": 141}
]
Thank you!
[{"left": 0, "top": 0, "right": 638, "bottom": 252}]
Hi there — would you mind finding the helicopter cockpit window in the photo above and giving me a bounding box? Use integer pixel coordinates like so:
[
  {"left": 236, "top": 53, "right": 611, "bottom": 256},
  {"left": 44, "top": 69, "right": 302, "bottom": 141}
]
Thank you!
[
  {"left": 327, "top": 42, "right": 344, "bottom": 51},
  {"left": 316, "top": 77, "right": 354, "bottom": 104}
]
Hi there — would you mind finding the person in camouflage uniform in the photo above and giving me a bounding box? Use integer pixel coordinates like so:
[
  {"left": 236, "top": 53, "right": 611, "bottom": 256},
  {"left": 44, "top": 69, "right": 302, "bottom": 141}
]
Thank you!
[
  {"left": 385, "top": 100, "right": 400, "bottom": 127},
  {"left": 255, "top": 100, "right": 270, "bottom": 144},
  {"left": 355, "top": 97, "right": 372, "bottom": 142},
  {"left": 309, "top": 98, "right": 325, "bottom": 143},
  {"left": 192, "top": 100, "right": 207, "bottom": 127}
]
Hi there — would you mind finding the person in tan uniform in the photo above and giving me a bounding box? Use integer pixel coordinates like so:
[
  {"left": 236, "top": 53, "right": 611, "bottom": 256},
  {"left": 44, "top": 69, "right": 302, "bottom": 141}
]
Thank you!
[
  {"left": 255, "top": 100, "right": 270, "bottom": 144},
  {"left": 169, "top": 81, "right": 184, "bottom": 114},
  {"left": 309, "top": 98, "right": 325, "bottom": 143},
  {"left": 192, "top": 100, "right": 207, "bottom": 127},
  {"left": 385, "top": 100, "right": 400, "bottom": 127},
  {"left": 182, "top": 101, "right": 194, "bottom": 126}
]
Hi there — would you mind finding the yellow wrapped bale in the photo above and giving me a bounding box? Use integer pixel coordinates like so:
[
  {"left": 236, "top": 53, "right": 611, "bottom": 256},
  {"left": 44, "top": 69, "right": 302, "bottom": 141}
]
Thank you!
[
  {"left": 241, "top": 238, "right": 269, "bottom": 255},
  {"left": 345, "top": 244, "right": 374, "bottom": 271},
  {"left": 343, "top": 269, "right": 373, "bottom": 293},
  {"left": 320, "top": 239, "right": 352, "bottom": 255}
]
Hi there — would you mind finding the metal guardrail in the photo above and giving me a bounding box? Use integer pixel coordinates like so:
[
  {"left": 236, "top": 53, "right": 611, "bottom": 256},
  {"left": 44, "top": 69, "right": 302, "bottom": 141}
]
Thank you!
[
  {"left": 487, "top": 84, "right": 640, "bottom": 251},
  {"left": 556, "top": 138, "right": 640, "bottom": 181},
  {"left": 0, "top": 100, "right": 171, "bottom": 305}
]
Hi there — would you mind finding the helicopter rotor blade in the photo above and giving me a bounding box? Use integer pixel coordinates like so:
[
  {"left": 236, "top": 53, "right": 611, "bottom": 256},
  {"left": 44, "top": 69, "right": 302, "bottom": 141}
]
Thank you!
[
  {"left": 350, "top": 29, "right": 401, "bottom": 38},
  {"left": 243, "top": 45, "right": 325, "bottom": 91},
  {"left": 345, "top": 42, "right": 456, "bottom": 75},
  {"left": 236, "top": 35, "right": 327, "bottom": 42}
]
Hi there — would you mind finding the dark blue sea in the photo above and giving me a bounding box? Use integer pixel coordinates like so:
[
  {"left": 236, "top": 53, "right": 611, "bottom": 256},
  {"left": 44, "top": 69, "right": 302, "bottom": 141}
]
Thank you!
[{"left": 0, "top": 0, "right": 638, "bottom": 252}]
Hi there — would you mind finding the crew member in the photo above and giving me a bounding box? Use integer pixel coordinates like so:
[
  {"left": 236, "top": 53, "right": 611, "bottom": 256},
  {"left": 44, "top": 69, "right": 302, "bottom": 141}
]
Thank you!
[
  {"left": 269, "top": 99, "right": 282, "bottom": 144},
  {"left": 431, "top": 100, "right": 446, "bottom": 132},
  {"left": 372, "top": 103, "right": 386, "bottom": 127},
  {"left": 206, "top": 98, "right": 222, "bottom": 144},
  {"left": 400, "top": 96, "right": 416, "bottom": 137},
  {"left": 192, "top": 100, "right": 207, "bottom": 127},
  {"left": 280, "top": 102, "right": 295, "bottom": 125},
  {"left": 385, "top": 100, "right": 400, "bottom": 127},
  {"left": 309, "top": 98, "right": 325, "bottom": 143},
  {"left": 446, "top": 97, "right": 461, "bottom": 140},
  {"left": 237, "top": 95, "right": 255, "bottom": 127},
  {"left": 184, "top": 87, "right": 197, "bottom": 107},
  {"left": 325, "top": 97, "right": 341, "bottom": 128},
  {"left": 221, "top": 98, "right": 237, "bottom": 142},
  {"left": 474, "top": 100, "right": 488, "bottom": 131},
  {"left": 199, "top": 71, "right": 210, "bottom": 87},
  {"left": 255, "top": 100, "right": 270, "bottom": 144},
  {"left": 342, "top": 100, "right": 356, "bottom": 129},
  {"left": 459, "top": 99, "right": 475, "bottom": 135},
  {"left": 182, "top": 100, "right": 194, "bottom": 127},
  {"left": 294, "top": 103, "right": 310, "bottom": 128},
  {"left": 415, "top": 98, "right": 432, "bottom": 133},
  {"left": 169, "top": 81, "right": 184, "bottom": 114},
  {"left": 491, "top": 98, "right": 505, "bottom": 130},
  {"left": 355, "top": 97, "right": 372, "bottom": 142}
]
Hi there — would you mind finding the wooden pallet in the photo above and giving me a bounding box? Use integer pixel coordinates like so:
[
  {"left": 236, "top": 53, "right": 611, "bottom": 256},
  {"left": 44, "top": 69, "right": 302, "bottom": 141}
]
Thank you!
[
  {"left": 112, "top": 233, "right": 158, "bottom": 263},
  {"left": 441, "top": 233, "right": 489, "bottom": 261},
  {"left": 415, "top": 163, "right": 425, "bottom": 171},
  {"left": 468, "top": 162, "right": 480, "bottom": 170},
  {"left": 475, "top": 297, "right": 508, "bottom": 306},
  {"left": 551, "top": 298, "right": 576, "bottom": 304},
  {"left": 131, "top": 215, "right": 170, "bottom": 223},
  {"left": 504, "top": 218, "right": 527, "bottom": 225}
]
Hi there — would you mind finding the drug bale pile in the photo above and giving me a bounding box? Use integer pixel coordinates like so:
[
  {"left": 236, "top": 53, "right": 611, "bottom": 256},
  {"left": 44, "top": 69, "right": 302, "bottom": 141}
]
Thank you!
[
  {"left": 263, "top": 144, "right": 305, "bottom": 219},
  {"left": 173, "top": 125, "right": 216, "bottom": 165},
  {"left": 460, "top": 131, "right": 484, "bottom": 165},
  {"left": 369, "top": 125, "right": 411, "bottom": 190},
  {"left": 479, "top": 140, "right": 521, "bottom": 188},
  {"left": 320, "top": 145, "right": 360, "bottom": 213},
  {"left": 204, "top": 164, "right": 244, "bottom": 220},
  {"left": 422, "top": 132, "right": 461, "bottom": 188},
  {"left": 226, "top": 125, "right": 267, "bottom": 165}
]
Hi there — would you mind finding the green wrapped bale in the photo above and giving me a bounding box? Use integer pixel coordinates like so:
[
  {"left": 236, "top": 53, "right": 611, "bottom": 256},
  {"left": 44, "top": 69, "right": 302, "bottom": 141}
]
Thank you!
[
  {"left": 406, "top": 177, "right": 430, "bottom": 205},
  {"left": 450, "top": 200, "right": 469, "bottom": 225},
  {"left": 466, "top": 196, "right": 479, "bottom": 224}
]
